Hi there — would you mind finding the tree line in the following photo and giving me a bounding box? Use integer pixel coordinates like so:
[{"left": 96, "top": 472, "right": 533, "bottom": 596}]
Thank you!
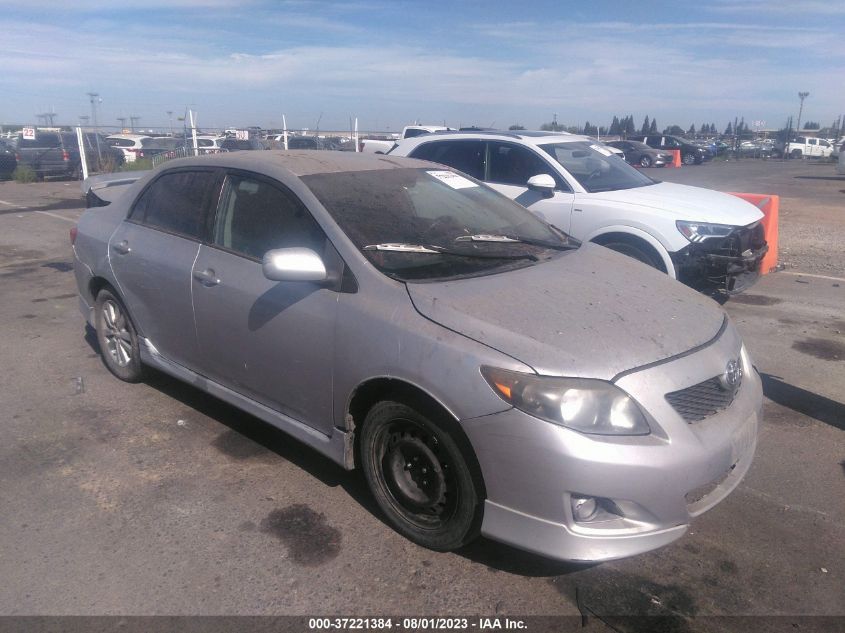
[{"left": 519, "top": 115, "right": 765, "bottom": 138}]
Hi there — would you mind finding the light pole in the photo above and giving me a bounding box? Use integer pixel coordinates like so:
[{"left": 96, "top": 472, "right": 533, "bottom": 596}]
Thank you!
[
  {"left": 167, "top": 111, "right": 173, "bottom": 136},
  {"left": 87, "top": 92, "right": 103, "bottom": 162},
  {"left": 796, "top": 92, "right": 809, "bottom": 138}
]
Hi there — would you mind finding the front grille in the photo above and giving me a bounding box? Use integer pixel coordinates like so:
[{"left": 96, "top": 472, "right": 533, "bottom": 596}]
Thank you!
[{"left": 665, "top": 376, "right": 738, "bottom": 423}]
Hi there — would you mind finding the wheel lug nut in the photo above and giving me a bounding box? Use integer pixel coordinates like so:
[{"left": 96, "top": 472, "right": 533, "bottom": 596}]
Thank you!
[{"left": 421, "top": 468, "right": 427, "bottom": 474}]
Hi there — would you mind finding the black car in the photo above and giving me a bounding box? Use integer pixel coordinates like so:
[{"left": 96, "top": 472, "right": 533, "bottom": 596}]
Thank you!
[
  {"left": 0, "top": 139, "right": 17, "bottom": 178},
  {"left": 220, "top": 138, "right": 267, "bottom": 152},
  {"left": 14, "top": 131, "right": 123, "bottom": 179},
  {"left": 632, "top": 135, "right": 711, "bottom": 165},
  {"left": 286, "top": 136, "right": 325, "bottom": 150},
  {"left": 606, "top": 140, "right": 672, "bottom": 168}
]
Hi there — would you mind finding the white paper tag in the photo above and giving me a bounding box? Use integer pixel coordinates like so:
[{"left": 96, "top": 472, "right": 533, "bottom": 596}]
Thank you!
[
  {"left": 427, "top": 170, "right": 477, "bottom": 189},
  {"left": 590, "top": 144, "right": 613, "bottom": 157}
]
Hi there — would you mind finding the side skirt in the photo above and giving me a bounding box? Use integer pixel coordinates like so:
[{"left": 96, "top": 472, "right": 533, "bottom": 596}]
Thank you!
[{"left": 139, "top": 338, "right": 354, "bottom": 470}]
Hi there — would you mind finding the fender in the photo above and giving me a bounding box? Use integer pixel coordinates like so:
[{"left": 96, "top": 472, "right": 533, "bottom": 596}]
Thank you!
[{"left": 585, "top": 225, "right": 677, "bottom": 278}]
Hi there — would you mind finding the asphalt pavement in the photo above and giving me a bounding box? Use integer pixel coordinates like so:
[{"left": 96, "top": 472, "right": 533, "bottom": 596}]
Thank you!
[{"left": 0, "top": 164, "right": 842, "bottom": 630}]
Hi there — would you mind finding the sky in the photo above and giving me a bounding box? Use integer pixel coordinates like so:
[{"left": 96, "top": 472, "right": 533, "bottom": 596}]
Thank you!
[{"left": 1, "top": 0, "right": 843, "bottom": 134}]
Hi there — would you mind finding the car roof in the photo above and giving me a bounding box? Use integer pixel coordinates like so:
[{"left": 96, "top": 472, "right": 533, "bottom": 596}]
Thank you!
[
  {"left": 401, "top": 129, "right": 595, "bottom": 146},
  {"left": 157, "top": 149, "right": 433, "bottom": 177},
  {"left": 106, "top": 133, "right": 152, "bottom": 140}
]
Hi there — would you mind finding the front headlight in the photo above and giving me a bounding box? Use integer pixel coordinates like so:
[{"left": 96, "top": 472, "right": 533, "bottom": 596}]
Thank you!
[
  {"left": 676, "top": 220, "right": 735, "bottom": 242},
  {"left": 481, "top": 367, "right": 650, "bottom": 435}
]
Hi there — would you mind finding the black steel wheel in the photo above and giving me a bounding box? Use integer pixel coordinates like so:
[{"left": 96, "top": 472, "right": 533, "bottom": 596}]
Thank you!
[
  {"left": 360, "top": 400, "right": 481, "bottom": 551},
  {"left": 95, "top": 288, "right": 144, "bottom": 382}
]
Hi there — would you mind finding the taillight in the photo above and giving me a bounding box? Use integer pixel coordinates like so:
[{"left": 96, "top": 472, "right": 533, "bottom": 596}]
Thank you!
[
  {"left": 62, "top": 150, "right": 70, "bottom": 161},
  {"left": 70, "top": 226, "right": 78, "bottom": 245}
]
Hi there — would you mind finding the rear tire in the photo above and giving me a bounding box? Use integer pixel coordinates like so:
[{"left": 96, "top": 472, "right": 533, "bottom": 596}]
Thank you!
[
  {"left": 95, "top": 289, "right": 145, "bottom": 382},
  {"left": 360, "top": 400, "right": 481, "bottom": 551},
  {"left": 682, "top": 153, "right": 696, "bottom": 165}
]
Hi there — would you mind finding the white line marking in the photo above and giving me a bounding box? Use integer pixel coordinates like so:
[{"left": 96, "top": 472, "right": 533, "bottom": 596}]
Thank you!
[
  {"left": 35, "top": 210, "right": 77, "bottom": 223},
  {"left": 780, "top": 271, "right": 845, "bottom": 282},
  {"left": 0, "top": 199, "right": 20, "bottom": 207}
]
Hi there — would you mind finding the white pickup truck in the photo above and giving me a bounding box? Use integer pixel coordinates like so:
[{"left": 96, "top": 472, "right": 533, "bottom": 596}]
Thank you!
[
  {"left": 361, "top": 125, "right": 454, "bottom": 153},
  {"left": 780, "top": 136, "right": 834, "bottom": 158}
]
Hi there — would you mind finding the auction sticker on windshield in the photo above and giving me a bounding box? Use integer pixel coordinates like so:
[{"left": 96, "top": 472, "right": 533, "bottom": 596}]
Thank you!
[{"left": 427, "top": 170, "right": 477, "bottom": 189}]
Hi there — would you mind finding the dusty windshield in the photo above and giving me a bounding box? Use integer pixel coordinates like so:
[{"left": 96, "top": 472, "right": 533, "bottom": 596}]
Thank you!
[
  {"left": 302, "top": 168, "right": 575, "bottom": 281},
  {"left": 540, "top": 142, "right": 655, "bottom": 193}
]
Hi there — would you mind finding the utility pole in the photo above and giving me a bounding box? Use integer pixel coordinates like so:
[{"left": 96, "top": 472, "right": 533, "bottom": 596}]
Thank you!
[
  {"left": 87, "top": 92, "right": 102, "bottom": 162},
  {"left": 116, "top": 117, "right": 127, "bottom": 131},
  {"left": 796, "top": 92, "right": 809, "bottom": 138},
  {"left": 166, "top": 111, "right": 173, "bottom": 136},
  {"left": 79, "top": 115, "right": 89, "bottom": 128},
  {"left": 129, "top": 116, "right": 140, "bottom": 132}
]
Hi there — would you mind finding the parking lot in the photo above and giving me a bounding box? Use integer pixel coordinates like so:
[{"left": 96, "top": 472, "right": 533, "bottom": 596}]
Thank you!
[{"left": 0, "top": 160, "right": 842, "bottom": 628}]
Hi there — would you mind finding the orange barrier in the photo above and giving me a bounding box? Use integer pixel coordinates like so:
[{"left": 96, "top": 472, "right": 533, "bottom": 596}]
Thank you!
[
  {"left": 727, "top": 193, "right": 779, "bottom": 275},
  {"left": 668, "top": 149, "right": 682, "bottom": 168}
]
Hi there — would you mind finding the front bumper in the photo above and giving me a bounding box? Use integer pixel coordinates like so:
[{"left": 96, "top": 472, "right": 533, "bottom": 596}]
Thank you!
[
  {"left": 671, "top": 222, "right": 768, "bottom": 294},
  {"left": 462, "top": 323, "right": 761, "bottom": 562}
]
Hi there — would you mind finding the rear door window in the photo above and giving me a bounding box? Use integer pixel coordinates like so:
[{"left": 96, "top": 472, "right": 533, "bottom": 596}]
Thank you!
[
  {"left": 409, "top": 140, "right": 486, "bottom": 180},
  {"left": 486, "top": 141, "right": 564, "bottom": 188},
  {"left": 130, "top": 170, "right": 219, "bottom": 240}
]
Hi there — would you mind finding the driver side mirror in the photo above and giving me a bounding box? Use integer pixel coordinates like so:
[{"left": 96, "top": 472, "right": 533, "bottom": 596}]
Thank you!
[
  {"left": 526, "top": 174, "right": 556, "bottom": 198},
  {"left": 262, "top": 247, "right": 328, "bottom": 283}
]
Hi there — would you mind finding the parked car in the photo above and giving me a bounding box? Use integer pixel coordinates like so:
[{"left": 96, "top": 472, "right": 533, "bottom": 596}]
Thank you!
[
  {"left": 194, "top": 135, "right": 227, "bottom": 154},
  {"left": 837, "top": 141, "right": 845, "bottom": 175},
  {"left": 72, "top": 151, "right": 761, "bottom": 562},
  {"left": 361, "top": 125, "right": 455, "bottom": 153},
  {"left": 606, "top": 140, "right": 672, "bottom": 167},
  {"left": 285, "top": 136, "right": 324, "bottom": 150},
  {"left": 0, "top": 139, "right": 17, "bottom": 178},
  {"left": 391, "top": 130, "right": 767, "bottom": 293},
  {"left": 14, "top": 130, "right": 123, "bottom": 179},
  {"left": 631, "top": 135, "right": 711, "bottom": 165},
  {"left": 219, "top": 137, "right": 268, "bottom": 151}
]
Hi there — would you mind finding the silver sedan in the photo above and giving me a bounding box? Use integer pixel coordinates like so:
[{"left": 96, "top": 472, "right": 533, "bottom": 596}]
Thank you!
[{"left": 72, "top": 151, "right": 761, "bottom": 561}]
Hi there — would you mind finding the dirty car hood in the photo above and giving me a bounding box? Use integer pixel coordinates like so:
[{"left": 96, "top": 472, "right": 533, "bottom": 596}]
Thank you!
[{"left": 406, "top": 243, "right": 726, "bottom": 380}]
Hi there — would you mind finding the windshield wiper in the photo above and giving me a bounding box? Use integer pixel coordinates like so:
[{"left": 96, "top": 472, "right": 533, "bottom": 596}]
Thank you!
[
  {"left": 364, "top": 243, "right": 537, "bottom": 261},
  {"left": 455, "top": 234, "right": 577, "bottom": 251}
]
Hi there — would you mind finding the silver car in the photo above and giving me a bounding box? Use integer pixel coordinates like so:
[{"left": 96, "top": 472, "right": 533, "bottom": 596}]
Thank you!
[{"left": 73, "top": 151, "right": 761, "bottom": 562}]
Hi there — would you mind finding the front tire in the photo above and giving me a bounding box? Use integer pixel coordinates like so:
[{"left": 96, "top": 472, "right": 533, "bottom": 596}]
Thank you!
[
  {"left": 599, "top": 240, "right": 662, "bottom": 270},
  {"left": 95, "top": 289, "right": 144, "bottom": 382},
  {"left": 360, "top": 400, "right": 481, "bottom": 551},
  {"left": 790, "top": 149, "right": 802, "bottom": 158},
  {"left": 639, "top": 155, "right": 653, "bottom": 168}
]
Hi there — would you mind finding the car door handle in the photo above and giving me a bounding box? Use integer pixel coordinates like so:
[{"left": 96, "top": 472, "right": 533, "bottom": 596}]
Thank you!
[
  {"left": 111, "top": 240, "right": 131, "bottom": 254},
  {"left": 193, "top": 268, "right": 220, "bottom": 286}
]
